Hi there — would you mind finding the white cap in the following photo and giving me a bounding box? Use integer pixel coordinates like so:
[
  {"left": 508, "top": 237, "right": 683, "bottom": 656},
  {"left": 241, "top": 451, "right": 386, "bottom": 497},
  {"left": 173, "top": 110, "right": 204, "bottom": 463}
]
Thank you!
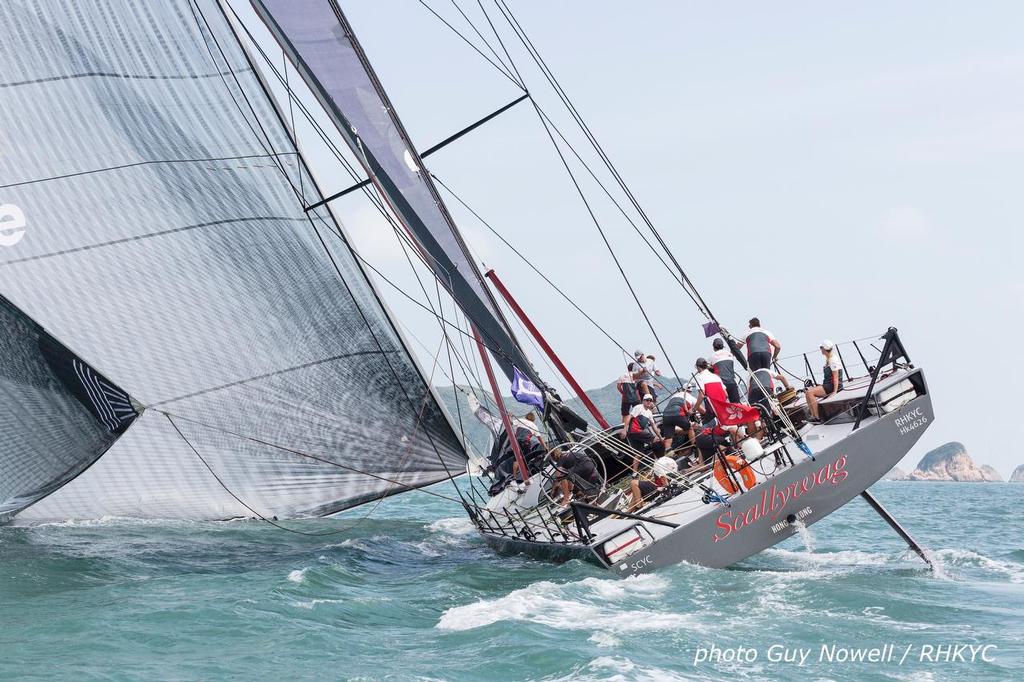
[
  {"left": 820, "top": 339, "right": 834, "bottom": 350},
  {"left": 634, "top": 349, "right": 645, "bottom": 359},
  {"left": 652, "top": 456, "right": 678, "bottom": 478},
  {"left": 642, "top": 393, "right": 654, "bottom": 401}
]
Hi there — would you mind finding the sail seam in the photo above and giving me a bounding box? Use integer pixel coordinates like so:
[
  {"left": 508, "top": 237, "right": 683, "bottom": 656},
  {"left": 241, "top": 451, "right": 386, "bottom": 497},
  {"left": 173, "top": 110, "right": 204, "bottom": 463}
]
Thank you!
[
  {"left": 150, "top": 350, "right": 399, "bottom": 407},
  {"left": 0, "top": 152, "right": 299, "bottom": 191},
  {"left": 0, "top": 68, "right": 253, "bottom": 90},
  {"left": 0, "top": 215, "right": 306, "bottom": 266}
]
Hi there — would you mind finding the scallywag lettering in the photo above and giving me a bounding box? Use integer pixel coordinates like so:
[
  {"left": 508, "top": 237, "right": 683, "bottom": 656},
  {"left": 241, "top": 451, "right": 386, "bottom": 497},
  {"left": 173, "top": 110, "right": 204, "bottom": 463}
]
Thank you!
[{"left": 713, "top": 456, "right": 848, "bottom": 542}]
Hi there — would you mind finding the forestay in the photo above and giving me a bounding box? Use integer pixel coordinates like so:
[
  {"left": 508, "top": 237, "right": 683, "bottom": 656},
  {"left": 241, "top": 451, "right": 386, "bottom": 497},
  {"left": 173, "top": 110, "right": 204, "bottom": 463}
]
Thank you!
[
  {"left": 0, "top": 0, "right": 465, "bottom": 521},
  {"left": 249, "top": 0, "right": 542, "bottom": 386}
]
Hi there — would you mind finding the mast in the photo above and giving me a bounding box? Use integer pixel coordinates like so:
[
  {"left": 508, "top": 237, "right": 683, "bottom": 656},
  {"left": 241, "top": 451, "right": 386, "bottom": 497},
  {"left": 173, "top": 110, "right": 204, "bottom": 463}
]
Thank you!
[
  {"left": 485, "top": 268, "right": 610, "bottom": 430},
  {"left": 472, "top": 327, "right": 531, "bottom": 482},
  {"left": 248, "top": 0, "right": 544, "bottom": 388}
]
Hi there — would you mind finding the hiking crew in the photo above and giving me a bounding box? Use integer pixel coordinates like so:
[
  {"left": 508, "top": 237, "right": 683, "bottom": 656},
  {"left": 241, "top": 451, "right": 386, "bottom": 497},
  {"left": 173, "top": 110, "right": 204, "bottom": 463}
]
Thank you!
[
  {"left": 740, "top": 317, "right": 781, "bottom": 371},
  {"left": 630, "top": 350, "right": 662, "bottom": 402},
  {"left": 806, "top": 339, "right": 844, "bottom": 423},
  {"left": 711, "top": 338, "right": 742, "bottom": 403}
]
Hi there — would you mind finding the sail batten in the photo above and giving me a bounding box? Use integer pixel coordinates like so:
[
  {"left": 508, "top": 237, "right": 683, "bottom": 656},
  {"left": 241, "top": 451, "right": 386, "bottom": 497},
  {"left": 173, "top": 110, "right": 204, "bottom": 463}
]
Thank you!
[
  {"left": 249, "top": 0, "right": 542, "bottom": 387},
  {"left": 1, "top": 0, "right": 466, "bottom": 522}
]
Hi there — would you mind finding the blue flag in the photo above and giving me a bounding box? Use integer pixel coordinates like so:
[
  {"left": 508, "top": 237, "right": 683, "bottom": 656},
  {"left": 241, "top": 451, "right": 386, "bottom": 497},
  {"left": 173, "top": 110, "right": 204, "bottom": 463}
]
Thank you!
[{"left": 511, "top": 367, "right": 545, "bottom": 411}]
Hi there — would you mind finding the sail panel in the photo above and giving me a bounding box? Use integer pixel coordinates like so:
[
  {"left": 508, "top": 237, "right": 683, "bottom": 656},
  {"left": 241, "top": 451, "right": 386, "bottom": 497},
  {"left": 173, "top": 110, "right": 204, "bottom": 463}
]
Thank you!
[
  {"left": 250, "top": 0, "right": 541, "bottom": 385},
  {"left": 1, "top": 0, "right": 465, "bottom": 521},
  {"left": 0, "top": 295, "right": 136, "bottom": 522}
]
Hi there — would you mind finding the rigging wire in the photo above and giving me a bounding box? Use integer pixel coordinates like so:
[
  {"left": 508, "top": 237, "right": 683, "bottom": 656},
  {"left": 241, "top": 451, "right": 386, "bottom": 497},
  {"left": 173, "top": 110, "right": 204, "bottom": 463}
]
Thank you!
[
  {"left": 491, "top": 0, "right": 716, "bottom": 322},
  {"left": 431, "top": 172, "right": 630, "bottom": 354},
  {"left": 415, "top": 0, "right": 522, "bottom": 88}
]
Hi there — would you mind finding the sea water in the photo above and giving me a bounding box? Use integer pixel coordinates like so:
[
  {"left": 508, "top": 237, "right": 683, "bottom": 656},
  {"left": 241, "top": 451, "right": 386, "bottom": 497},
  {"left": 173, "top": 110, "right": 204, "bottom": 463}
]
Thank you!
[{"left": 1, "top": 482, "right": 1021, "bottom": 681}]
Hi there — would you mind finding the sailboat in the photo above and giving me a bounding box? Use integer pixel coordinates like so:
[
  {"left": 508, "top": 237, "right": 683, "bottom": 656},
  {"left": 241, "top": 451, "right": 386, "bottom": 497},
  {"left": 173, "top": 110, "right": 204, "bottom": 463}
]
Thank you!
[{"left": 1, "top": 0, "right": 934, "bottom": 576}]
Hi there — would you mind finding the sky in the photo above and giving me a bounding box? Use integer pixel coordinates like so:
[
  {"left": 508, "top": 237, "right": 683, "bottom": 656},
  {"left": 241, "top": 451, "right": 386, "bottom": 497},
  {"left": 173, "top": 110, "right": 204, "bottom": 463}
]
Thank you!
[{"left": 238, "top": 1, "right": 1024, "bottom": 476}]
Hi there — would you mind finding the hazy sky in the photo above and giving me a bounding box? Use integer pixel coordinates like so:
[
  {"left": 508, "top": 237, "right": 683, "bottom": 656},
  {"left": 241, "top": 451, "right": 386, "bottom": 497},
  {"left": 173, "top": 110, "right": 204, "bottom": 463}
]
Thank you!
[{"left": 245, "top": 2, "right": 1023, "bottom": 475}]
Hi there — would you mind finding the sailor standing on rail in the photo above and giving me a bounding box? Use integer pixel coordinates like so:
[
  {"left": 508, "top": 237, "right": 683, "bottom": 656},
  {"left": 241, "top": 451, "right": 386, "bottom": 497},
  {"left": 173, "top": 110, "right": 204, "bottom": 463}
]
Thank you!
[
  {"left": 693, "top": 357, "right": 728, "bottom": 419},
  {"left": 738, "top": 317, "right": 781, "bottom": 371},
  {"left": 616, "top": 364, "right": 642, "bottom": 427},
  {"left": 711, "top": 338, "right": 742, "bottom": 403}
]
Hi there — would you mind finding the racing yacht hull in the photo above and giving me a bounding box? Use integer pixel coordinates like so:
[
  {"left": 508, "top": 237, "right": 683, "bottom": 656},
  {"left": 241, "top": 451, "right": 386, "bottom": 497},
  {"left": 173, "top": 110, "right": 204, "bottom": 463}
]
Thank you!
[{"left": 479, "top": 372, "right": 933, "bottom": 575}]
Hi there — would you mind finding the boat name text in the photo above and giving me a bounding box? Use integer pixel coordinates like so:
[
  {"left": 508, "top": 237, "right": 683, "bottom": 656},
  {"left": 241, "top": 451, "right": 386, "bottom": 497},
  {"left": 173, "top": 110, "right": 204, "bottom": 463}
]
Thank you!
[{"left": 713, "top": 456, "right": 847, "bottom": 542}]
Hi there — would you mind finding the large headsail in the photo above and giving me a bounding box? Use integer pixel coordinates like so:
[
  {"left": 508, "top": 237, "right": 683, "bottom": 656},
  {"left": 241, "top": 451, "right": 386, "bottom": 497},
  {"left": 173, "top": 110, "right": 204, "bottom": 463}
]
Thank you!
[
  {"left": 1, "top": 0, "right": 465, "bottom": 521},
  {"left": 249, "top": 0, "right": 542, "bottom": 387},
  {"left": 0, "top": 294, "right": 137, "bottom": 522}
]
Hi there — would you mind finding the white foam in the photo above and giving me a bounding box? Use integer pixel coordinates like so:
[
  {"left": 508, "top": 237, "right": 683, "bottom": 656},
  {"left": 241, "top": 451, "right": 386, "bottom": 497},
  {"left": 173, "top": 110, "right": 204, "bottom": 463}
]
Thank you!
[
  {"left": 436, "top": 576, "right": 691, "bottom": 633},
  {"left": 932, "top": 548, "right": 1024, "bottom": 582},
  {"left": 427, "top": 517, "right": 475, "bottom": 537},
  {"left": 588, "top": 632, "right": 620, "bottom": 648},
  {"left": 292, "top": 598, "right": 345, "bottom": 610},
  {"left": 287, "top": 568, "right": 308, "bottom": 584}
]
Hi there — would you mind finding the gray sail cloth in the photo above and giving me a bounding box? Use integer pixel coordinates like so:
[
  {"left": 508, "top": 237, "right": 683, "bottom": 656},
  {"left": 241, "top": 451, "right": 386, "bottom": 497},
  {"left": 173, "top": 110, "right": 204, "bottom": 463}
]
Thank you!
[
  {"left": 0, "top": 295, "right": 137, "bottom": 522},
  {"left": 249, "top": 0, "right": 541, "bottom": 387},
  {"left": 1, "top": 0, "right": 465, "bottom": 521}
]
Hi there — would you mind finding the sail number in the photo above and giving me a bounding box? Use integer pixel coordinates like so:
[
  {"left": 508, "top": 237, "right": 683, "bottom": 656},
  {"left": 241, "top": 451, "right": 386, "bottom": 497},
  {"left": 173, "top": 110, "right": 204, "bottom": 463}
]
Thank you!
[{"left": 0, "top": 204, "right": 26, "bottom": 247}]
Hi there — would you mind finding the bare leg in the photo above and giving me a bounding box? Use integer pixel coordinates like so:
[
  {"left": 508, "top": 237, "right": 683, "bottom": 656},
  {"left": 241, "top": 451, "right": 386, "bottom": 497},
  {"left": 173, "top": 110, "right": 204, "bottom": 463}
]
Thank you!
[
  {"left": 628, "top": 479, "right": 642, "bottom": 511},
  {"left": 559, "top": 479, "right": 572, "bottom": 505},
  {"left": 806, "top": 386, "right": 826, "bottom": 419}
]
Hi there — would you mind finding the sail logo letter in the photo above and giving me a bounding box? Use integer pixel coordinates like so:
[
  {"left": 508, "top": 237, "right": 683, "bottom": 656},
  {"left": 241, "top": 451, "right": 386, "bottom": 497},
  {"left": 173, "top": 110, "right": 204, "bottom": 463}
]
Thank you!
[{"left": 0, "top": 204, "right": 27, "bottom": 247}]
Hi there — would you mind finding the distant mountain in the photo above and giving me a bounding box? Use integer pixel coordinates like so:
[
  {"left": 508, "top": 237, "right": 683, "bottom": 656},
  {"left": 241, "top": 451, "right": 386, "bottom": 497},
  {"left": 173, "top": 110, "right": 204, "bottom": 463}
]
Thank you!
[
  {"left": 907, "top": 442, "right": 1002, "bottom": 482},
  {"left": 882, "top": 466, "right": 908, "bottom": 481},
  {"left": 1011, "top": 465, "right": 1024, "bottom": 483}
]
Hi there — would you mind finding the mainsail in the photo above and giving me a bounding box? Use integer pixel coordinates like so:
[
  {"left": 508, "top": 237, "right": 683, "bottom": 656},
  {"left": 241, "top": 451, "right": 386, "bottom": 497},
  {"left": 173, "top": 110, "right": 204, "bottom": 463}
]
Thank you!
[
  {"left": 1, "top": 0, "right": 465, "bottom": 521},
  {"left": 249, "top": 0, "right": 543, "bottom": 387},
  {"left": 0, "top": 294, "right": 136, "bottom": 522}
]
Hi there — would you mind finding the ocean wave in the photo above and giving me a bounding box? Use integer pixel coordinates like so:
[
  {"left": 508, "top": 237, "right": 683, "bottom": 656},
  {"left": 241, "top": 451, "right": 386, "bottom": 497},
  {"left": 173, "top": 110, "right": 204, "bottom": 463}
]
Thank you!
[
  {"left": 436, "top": 575, "right": 691, "bottom": 633},
  {"left": 544, "top": 656, "right": 702, "bottom": 682},
  {"left": 426, "top": 517, "right": 476, "bottom": 537},
  {"left": 287, "top": 568, "right": 308, "bottom": 584},
  {"left": 931, "top": 548, "right": 1024, "bottom": 582}
]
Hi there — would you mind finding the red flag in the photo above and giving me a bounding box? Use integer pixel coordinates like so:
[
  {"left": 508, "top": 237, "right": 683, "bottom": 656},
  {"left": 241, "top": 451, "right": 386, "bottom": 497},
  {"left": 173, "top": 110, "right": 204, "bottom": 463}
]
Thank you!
[{"left": 707, "top": 395, "right": 761, "bottom": 426}]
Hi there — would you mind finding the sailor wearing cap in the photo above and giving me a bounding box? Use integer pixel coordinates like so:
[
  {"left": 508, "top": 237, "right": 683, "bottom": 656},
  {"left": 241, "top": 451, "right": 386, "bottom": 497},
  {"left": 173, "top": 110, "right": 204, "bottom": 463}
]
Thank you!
[
  {"left": 628, "top": 456, "right": 677, "bottom": 511},
  {"left": 805, "top": 339, "right": 844, "bottom": 423},
  {"left": 630, "top": 350, "right": 662, "bottom": 402},
  {"left": 711, "top": 338, "right": 742, "bottom": 403},
  {"left": 693, "top": 357, "right": 728, "bottom": 422},
  {"left": 624, "top": 393, "right": 664, "bottom": 471}
]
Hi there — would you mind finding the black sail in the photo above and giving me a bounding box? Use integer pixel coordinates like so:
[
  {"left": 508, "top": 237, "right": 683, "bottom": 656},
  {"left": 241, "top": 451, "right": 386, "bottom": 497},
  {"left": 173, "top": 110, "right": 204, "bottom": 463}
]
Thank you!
[
  {"left": 0, "top": 295, "right": 137, "bottom": 521},
  {"left": 250, "top": 0, "right": 542, "bottom": 386},
  {"left": 0, "top": 0, "right": 466, "bottom": 521}
]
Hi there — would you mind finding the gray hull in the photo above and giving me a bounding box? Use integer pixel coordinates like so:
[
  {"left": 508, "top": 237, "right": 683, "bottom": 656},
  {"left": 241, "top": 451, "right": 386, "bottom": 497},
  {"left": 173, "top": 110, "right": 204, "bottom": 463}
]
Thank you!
[{"left": 480, "top": 388, "right": 934, "bottom": 575}]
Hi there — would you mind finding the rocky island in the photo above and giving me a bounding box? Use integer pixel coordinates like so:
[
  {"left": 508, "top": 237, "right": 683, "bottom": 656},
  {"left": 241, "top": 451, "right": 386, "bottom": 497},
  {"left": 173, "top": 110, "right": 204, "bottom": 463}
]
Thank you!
[
  {"left": 1011, "top": 465, "right": 1024, "bottom": 483},
  {"left": 907, "top": 441, "right": 1002, "bottom": 482}
]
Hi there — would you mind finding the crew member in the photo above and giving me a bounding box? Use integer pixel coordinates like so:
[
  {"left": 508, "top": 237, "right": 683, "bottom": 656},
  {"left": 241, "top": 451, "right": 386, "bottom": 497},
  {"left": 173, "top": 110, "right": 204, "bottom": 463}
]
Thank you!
[
  {"left": 551, "top": 446, "right": 601, "bottom": 507},
  {"left": 748, "top": 367, "right": 791, "bottom": 415},
  {"left": 630, "top": 350, "right": 663, "bottom": 401},
  {"left": 693, "top": 357, "right": 728, "bottom": 422},
  {"left": 739, "top": 317, "right": 781, "bottom": 371},
  {"left": 624, "top": 393, "right": 664, "bottom": 471},
  {"left": 711, "top": 338, "right": 742, "bottom": 403},
  {"left": 629, "top": 456, "right": 678, "bottom": 511},
  {"left": 805, "top": 339, "right": 844, "bottom": 423},
  {"left": 660, "top": 388, "right": 696, "bottom": 453},
  {"left": 694, "top": 424, "right": 731, "bottom": 467},
  {"left": 616, "top": 364, "right": 642, "bottom": 426}
]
